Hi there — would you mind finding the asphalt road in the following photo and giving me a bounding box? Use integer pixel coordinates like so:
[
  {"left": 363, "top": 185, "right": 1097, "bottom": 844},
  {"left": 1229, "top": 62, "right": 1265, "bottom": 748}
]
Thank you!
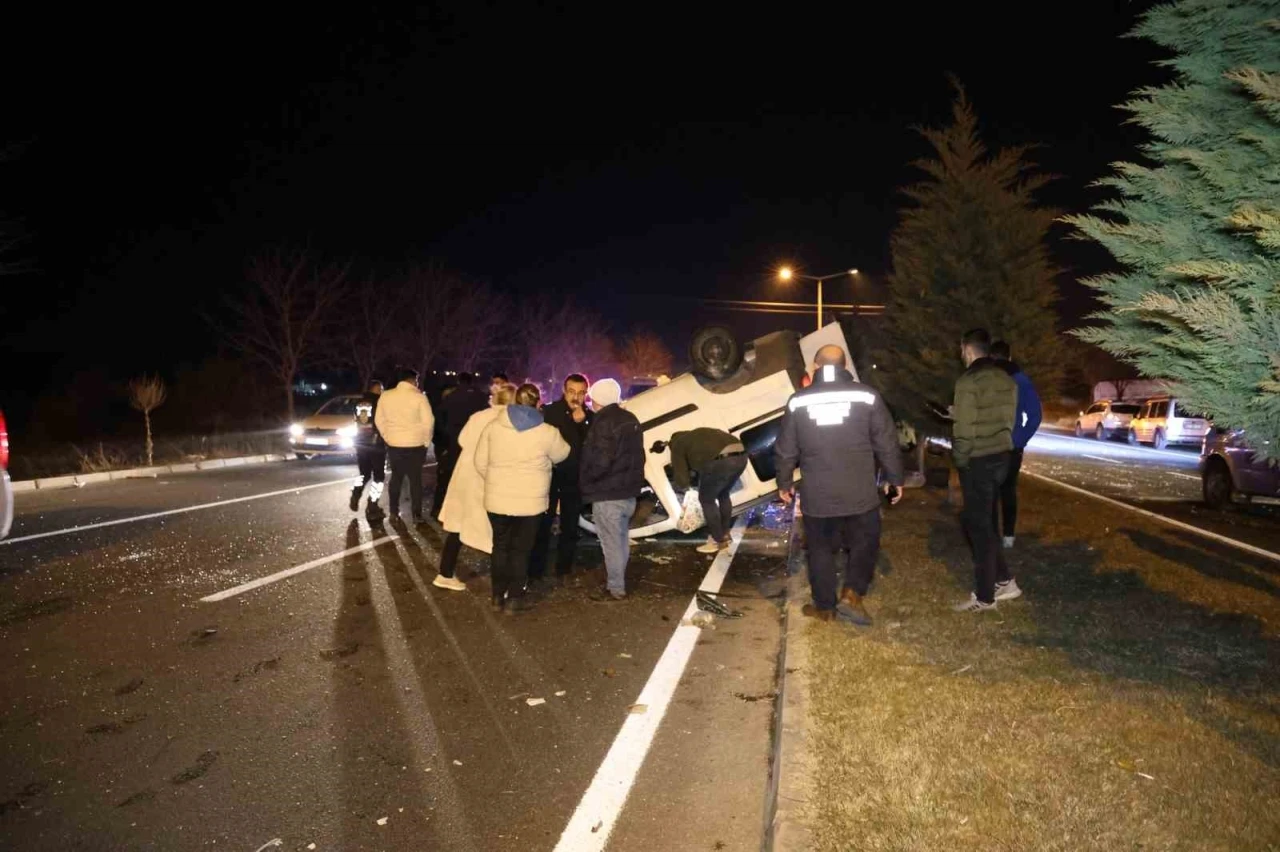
[
  {"left": 0, "top": 458, "right": 789, "bottom": 851},
  {"left": 1023, "top": 428, "right": 1280, "bottom": 557}
]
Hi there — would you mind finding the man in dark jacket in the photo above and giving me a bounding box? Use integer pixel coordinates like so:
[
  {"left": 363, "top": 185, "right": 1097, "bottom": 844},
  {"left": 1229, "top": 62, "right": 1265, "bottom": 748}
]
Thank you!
[
  {"left": 776, "top": 346, "right": 903, "bottom": 625},
  {"left": 350, "top": 380, "right": 387, "bottom": 523},
  {"left": 579, "top": 378, "right": 645, "bottom": 601},
  {"left": 952, "top": 328, "right": 1020, "bottom": 613},
  {"left": 990, "top": 340, "right": 1042, "bottom": 549},
  {"left": 530, "top": 373, "right": 593, "bottom": 583},
  {"left": 666, "top": 428, "right": 748, "bottom": 554},
  {"left": 431, "top": 373, "right": 489, "bottom": 520}
]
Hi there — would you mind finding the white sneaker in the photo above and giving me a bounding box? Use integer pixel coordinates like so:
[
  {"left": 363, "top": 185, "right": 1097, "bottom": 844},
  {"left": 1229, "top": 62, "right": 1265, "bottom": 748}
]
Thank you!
[
  {"left": 696, "top": 537, "right": 721, "bottom": 554},
  {"left": 1002, "top": 536, "right": 1015, "bottom": 549},
  {"left": 953, "top": 593, "right": 997, "bottom": 613},
  {"left": 994, "top": 579, "right": 1022, "bottom": 601},
  {"left": 432, "top": 575, "right": 467, "bottom": 592}
]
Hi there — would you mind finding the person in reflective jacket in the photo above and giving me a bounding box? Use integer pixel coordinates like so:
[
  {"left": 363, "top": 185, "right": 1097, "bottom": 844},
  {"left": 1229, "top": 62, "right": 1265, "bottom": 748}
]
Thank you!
[
  {"left": 350, "top": 380, "right": 386, "bottom": 523},
  {"left": 776, "top": 345, "right": 903, "bottom": 625}
]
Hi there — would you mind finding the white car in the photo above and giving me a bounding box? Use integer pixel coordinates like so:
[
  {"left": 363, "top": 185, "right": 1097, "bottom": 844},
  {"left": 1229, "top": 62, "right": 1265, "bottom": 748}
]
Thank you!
[
  {"left": 289, "top": 394, "right": 363, "bottom": 458},
  {"left": 1128, "top": 395, "right": 1211, "bottom": 449},
  {"left": 581, "top": 322, "right": 856, "bottom": 539},
  {"left": 1074, "top": 399, "right": 1141, "bottom": 441}
]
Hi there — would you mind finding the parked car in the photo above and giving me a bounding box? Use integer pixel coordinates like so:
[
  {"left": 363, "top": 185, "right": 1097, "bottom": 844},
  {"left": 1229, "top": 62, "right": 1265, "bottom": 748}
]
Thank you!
[
  {"left": 288, "top": 394, "right": 363, "bottom": 458},
  {"left": 1201, "top": 429, "right": 1280, "bottom": 509},
  {"left": 0, "top": 410, "right": 11, "bottom": 540},
  {"left": 579, "top": 322, "right": 856, "bottom": 539},
  {"left": 1127, "top": 395, "right": 1211, "bottom": 449},
  {"left": 1075, "top": 399, "right": 1141, "bottom": 441}
]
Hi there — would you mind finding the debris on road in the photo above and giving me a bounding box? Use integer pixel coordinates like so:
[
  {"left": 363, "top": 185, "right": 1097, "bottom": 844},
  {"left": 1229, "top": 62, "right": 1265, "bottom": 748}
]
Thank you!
[
  {"left": 526, "top": 698, "right": 546, "bottom": 706},
  {"left": 602, "top": 668, "right": 618, "bottom": 678},
  {"left": 252, "top": 840, "right": 283, "bottom": 852},
  {"left": 689, "top": 612, "right": 716, "bottom": 628},
  {"left": 376, "top": 816, "right": 388, "bottom": 826},
  {"left": 319, "top": 642, "right": 359, "bottom": 660},
  {"left": 453, "top": 760, "right": 463, "bottom": 766},
  {"left": 554, "top": 690, "right": 567, "bottom": 697},
  {"left": 618, "top": 652, "right": 632, "bottom": 658},
  {"left": 628, "top": 704, "right": 648, "bottom": 714}
]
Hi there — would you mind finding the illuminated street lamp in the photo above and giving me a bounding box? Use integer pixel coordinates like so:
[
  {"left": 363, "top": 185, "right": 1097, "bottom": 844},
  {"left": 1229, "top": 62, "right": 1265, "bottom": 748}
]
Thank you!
[{"left": 777, "top": 266, "right": 860, "bottom": 330}]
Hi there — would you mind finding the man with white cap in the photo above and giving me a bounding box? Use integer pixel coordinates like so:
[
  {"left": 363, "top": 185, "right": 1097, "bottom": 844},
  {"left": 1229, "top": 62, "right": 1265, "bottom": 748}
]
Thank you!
[{"left": 578, "top": 378, "right": 645, "bottom": 601}]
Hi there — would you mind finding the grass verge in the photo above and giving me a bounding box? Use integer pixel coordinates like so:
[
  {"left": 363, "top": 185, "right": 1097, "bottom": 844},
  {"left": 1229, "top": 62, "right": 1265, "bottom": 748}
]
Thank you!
[{"left": 802, "top": 479, "right": 1279, "bottom": 851}]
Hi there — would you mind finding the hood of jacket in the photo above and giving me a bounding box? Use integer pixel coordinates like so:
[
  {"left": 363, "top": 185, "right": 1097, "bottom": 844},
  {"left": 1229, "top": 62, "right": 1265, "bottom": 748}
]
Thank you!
[{"left": 506, "top": 404, "right": 544, "bottom": 432}]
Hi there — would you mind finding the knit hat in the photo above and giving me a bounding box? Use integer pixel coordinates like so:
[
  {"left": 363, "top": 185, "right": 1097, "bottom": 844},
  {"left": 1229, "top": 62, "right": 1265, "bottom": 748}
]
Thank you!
[{"left": 589, "top": 378, "right": 622, "bottom": 408}]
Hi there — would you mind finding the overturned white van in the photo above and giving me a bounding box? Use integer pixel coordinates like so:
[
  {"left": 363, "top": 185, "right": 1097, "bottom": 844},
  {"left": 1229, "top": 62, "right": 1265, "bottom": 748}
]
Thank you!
[{"left": 580, "top": 322, "right": 856, "bottom": 539}]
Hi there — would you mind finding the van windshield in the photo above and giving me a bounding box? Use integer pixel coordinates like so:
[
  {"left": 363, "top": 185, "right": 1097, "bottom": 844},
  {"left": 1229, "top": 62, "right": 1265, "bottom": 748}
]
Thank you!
[{"left": 317, "top": 397, "right": 360, "bottom": 416}]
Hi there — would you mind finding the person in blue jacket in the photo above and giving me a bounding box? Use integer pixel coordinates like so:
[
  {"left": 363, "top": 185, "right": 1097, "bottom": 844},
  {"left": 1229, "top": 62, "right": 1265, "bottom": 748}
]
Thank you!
[{"left": 990, "top": 340, "right": 1042, "bottom": 548}]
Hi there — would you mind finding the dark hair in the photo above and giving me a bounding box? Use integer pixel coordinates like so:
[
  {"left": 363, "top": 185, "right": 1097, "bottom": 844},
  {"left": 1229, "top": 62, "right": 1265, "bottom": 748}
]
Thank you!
[
  {"left": 368, "top": 379, "right": 384, "bottom": 391},
  {"left": 491, "top": 372, "right": 509, "bottom": 382},
  {"left": 396, "top": 366, "right": 420, "bottom": 385},
  {"left": 455, "top": 372, "right": 475, "bottom": 387},
  {"left": 564, "top": 373, "right": 588, "bottom": 388},
  {"left": 989, "top": 340, "right": 1011, "bottom": 360},
  {"left": 961, "top": 328, "right": 991, "bottom": 356}
]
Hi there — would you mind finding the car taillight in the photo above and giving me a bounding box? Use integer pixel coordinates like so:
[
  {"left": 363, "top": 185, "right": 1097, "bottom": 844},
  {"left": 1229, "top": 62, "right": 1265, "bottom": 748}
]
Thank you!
[{"left": 0, "top": 411, "right": 8, "bottom": 470}]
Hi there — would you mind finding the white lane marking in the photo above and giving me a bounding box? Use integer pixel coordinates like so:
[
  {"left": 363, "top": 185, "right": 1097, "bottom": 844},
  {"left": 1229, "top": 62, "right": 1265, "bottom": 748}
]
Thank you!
[
  {"left": 2, "top": 478, "right": 355, "bottom": 546},
  {"left": 554, "top": 515, "right": 749, "bottom": 852},
  {"left": 1024, "top": 471, "right": 1280, "bottom": 564},
  {"left": 1081, "top": 454, "right": 1124, "bottom": 465},
  {"left": 200, "top": 535, "right": 399, "bottom": 602}
]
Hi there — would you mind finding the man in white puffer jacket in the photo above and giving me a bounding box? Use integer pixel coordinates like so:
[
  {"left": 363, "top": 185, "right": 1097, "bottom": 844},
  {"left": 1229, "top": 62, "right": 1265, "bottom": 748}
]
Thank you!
[
  {"left": 375, "top": 367, "right": 436, "bottom": 522},
  {"left": 474, "top": 383, "right": 570, "bottom": 613}
]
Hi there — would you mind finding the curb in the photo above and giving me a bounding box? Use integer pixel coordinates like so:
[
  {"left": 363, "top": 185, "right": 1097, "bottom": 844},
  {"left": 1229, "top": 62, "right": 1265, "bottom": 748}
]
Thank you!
[
  {"left": 767, "top": 503, "right": 816, "bottom": 851},
  {"left": 15, "top": 452, "right": 297, "bottom": 492}
]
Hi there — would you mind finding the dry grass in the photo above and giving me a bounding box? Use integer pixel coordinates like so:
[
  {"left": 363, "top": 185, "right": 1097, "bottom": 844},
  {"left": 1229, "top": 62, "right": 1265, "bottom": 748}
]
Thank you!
[
  {"left": 801, "top": 481, "right": 1280, "bottom": 851},
  {"left": 13, "top": 432, "right": 291, "bottom": 479}
]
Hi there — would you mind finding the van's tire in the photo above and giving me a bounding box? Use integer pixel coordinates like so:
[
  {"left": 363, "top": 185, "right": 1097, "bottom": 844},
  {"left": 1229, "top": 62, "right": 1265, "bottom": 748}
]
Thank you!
[
  {"left": 1203, "top": 458, "right": 1233, "bottom": 509},
  {"left": 1074, "top": 422, "right": 1084, "bottom": 438},
  {"left": 1127, "top": 429, "right": 1138, "bottom": 446},
  {"left": 689, "top": 325, "right": 743, "bottom": 381},
  {"left": 1095, "top": 424, "right": 1106, "bottom": 441},
  {"left": 1153, "top": 429, "right": 1167, "bottom": 450}
]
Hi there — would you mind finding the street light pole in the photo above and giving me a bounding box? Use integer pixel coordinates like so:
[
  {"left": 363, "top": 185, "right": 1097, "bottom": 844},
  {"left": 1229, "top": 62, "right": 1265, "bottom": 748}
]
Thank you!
[{"left": 778, "top": 267, "right": 860, "bottom": 330}]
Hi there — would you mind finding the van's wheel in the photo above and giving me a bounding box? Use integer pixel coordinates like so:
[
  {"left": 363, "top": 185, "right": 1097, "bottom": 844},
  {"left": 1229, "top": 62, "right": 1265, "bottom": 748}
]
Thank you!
[
  {"left": 689, "top": 325, "right": 743, "bottom": 381},
  {"left": 1203, "top": 458, "right": 1233, "bottom": 509},
  {"left": 1127, "top": 429, "right": 1138, "bottom": 446},
  {"left": 1095, "top": 424, "right": 1106, "bottom": 441},
  {"left": 1074, "top": 422, "right": 1084, "bottom": 438},
  {"left": 1153, "top": 429, "right": 1167, "bottom": 450}
]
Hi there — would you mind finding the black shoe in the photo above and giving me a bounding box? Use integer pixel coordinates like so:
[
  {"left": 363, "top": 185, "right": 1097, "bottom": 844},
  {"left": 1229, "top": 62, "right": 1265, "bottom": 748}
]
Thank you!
[
  {"left": 505, "top": 595, "right": 534, "bottom": 614},
  {"left": 365, "top": 503, "right": 385, "bottom": 524},
  {"left": 412, "top": 514, "right": 428, "bottom": 525},
  {"left": 349, "top": 491, "right": 361, "bottom": 512},
  {"left": 589, "top": 586, "right": 626, "bottom": 602}
]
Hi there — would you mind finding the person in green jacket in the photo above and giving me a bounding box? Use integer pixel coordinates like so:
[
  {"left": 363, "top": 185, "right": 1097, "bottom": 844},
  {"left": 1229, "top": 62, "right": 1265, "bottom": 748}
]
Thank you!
[
  {"left": 951, "top": 328, "right": 1022, "bottom": 612},
  {"left": 664, "top": 427, "right": 748, "bottom": 554}
]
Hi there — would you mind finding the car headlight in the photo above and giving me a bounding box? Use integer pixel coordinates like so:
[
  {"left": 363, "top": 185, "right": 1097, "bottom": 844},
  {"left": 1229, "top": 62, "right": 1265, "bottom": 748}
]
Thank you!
[
  {"left": 289, "top": 423, "right": 304, "bottom": 437},
  {"left": 336, "top": 424, "right": 358, "bottom": 438},
  {"left": 339, "top": 436, "right": 355, "bottom": 449}
]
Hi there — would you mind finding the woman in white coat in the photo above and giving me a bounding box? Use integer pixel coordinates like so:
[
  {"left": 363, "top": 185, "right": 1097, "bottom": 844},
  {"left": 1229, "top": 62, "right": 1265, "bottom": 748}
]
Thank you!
[
  {"left": 433, "top": 383, "right": 517, "bottom": 590},
  {"left": 474, "top": 383, "right": 571, "bottom": 613}
]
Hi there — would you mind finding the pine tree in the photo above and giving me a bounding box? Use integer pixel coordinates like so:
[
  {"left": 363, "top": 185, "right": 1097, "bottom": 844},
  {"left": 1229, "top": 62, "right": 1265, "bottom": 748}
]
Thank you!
[
  {"left": 1066, "top": 1, "right": 1280, "bottom": 459},
  {"left": 874, "top": 83, "right": 1064, "bottom": 429}
]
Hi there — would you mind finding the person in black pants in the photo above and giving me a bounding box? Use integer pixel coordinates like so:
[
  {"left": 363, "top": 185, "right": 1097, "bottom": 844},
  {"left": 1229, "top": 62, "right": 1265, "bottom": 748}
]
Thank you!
[
  {"left": 989, "top": 340, "right": 1042, "bottom": 549},
  {"left": 374, "top": 367, "right": 436, "bottom": 523},
  {"left": 664, "top": 428, "right": 749, "bottom": 554},
  {"left": 530, "top": 373, "right": 593, "bottom": 585},
  {"left": 349, "top": 380, "right": 386, "bottom": 523},
  {"left": 431, "top": 373, "right": 490, "bottom": 520}
]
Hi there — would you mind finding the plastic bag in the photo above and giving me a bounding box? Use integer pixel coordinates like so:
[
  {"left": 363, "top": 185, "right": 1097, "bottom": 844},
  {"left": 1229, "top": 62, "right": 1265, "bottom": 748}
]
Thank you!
[{"left": 676, "top": 489, "right": 705, "bottom": 534}]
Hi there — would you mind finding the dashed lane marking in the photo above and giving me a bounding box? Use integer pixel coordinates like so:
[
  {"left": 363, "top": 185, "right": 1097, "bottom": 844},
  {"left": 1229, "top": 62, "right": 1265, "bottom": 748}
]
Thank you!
[
  {"left": 553, "top": 514, "right": 749, "bottom": 852},
  {"left": 200, "top": 535, "right": 400, "bottom": 602}
]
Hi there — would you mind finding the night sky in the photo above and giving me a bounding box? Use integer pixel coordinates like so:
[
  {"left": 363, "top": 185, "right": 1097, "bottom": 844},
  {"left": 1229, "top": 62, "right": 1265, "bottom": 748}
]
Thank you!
[{"left": 2, "top": 3, "right": 1168, "bottom": 432}]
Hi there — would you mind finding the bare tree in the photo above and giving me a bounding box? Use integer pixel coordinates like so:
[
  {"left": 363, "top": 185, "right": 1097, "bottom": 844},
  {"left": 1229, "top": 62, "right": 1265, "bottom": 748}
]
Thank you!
[
  {"left": 517, "top": 294, "right": 618, "bottom": 386},
  {"left": 618, "top": 331, "right": 675, "bottom": 379},
  {"left": 446, "top": 282, "right": 512, "bottom": 373},
  {"left": 128, "top": 375, "right": 167, "bottom": 466},
  {"left": 222, "top": 248, "right": 348, "bottom": 422},
  {"left": 343, "top": 274, "right": 401, "bottom": 389},
  {"left": 396, "top": 263, "right": 467, "bottom": 379}
]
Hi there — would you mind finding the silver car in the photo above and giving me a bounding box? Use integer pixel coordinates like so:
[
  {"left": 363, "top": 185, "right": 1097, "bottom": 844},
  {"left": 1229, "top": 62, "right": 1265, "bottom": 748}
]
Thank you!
[
  {"left": 1075, "top": 399, "right": 1140, "bottom": 441},
  {"left": 1128, "top": 396, "right": 1211, "bottom": 449}
]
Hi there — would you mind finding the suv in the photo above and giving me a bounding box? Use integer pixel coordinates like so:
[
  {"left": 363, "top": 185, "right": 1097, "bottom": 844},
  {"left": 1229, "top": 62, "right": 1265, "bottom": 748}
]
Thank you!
[
  {"left": 1201, "top": 429, "right": 1280, "bottom": 508},
  {"left": 1075, "top": 399, "right": 1141, "bottom": 441},
  {"left": 1128, "top": 396, "right": 1211, "bottom": 449}
]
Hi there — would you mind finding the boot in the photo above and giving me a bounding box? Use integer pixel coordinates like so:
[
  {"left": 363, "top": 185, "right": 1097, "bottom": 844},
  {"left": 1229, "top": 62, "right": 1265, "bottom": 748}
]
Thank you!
[
  {"left": 365, "top": 499, "right": 385, "bottom": 524},
  {"left": 349, "top": 488, "right": 361, "bottom": 512},
  {"left": 837, "top": 588, "right": 873, "bottom": 626},
  {"left": 801, "top": 604, "right": 834, "bottom": 622}
]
